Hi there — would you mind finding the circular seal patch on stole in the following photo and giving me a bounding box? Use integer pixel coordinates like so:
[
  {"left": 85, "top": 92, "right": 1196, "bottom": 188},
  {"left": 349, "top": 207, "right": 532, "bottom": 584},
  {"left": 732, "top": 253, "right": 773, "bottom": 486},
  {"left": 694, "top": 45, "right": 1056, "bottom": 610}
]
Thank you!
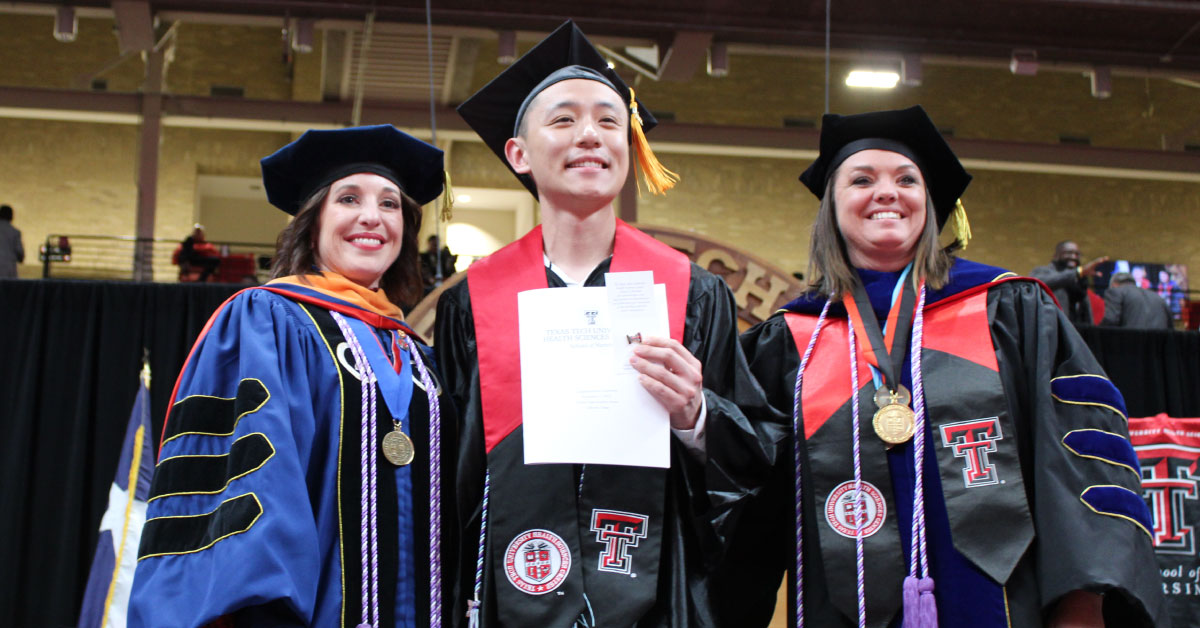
[
  {"left": 504, "top": 529, "right": 572, "bottom": 595},
  {"left": 824, "top": 480, "right": 887, "bottom": 539}
]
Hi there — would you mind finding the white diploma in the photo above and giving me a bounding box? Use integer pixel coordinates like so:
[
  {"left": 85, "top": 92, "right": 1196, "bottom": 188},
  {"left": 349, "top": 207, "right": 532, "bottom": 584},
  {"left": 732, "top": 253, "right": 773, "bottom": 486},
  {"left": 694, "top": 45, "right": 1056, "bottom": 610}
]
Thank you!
[{"left": 517, "top": 271, "right": 670, "bottom": 467}]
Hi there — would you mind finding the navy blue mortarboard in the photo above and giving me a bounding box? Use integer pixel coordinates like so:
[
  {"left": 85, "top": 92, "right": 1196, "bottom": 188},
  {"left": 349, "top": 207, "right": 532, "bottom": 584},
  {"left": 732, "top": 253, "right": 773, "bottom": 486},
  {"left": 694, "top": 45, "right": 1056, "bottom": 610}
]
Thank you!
[
  {"left": 456, "top": 20, "right": 677, "bottom": 197},
  {"left": 799, "top": 106, "right": 971, "bottom": 233},
  {"left": 260, "top": 125, "right": 445, "bottom": 215}
]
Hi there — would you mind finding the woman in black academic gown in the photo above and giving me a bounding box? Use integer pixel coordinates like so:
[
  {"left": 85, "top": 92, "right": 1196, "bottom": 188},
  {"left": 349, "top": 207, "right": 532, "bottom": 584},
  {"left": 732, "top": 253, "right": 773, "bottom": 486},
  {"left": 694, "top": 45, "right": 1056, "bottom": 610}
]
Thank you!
[{"left": 716, "top": 106, "right": 1165, "bottom": 628}]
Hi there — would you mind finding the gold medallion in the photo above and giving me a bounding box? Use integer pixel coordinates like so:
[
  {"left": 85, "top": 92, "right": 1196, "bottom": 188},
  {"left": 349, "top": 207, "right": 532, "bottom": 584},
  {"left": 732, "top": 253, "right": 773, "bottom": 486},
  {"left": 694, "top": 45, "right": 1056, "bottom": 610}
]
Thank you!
[
  {"left": 381, "top": 428, "right": 415, "bottom": 466},
  {"left": 872, "top": 403, "right": 916, "bottom": 445},
  {"left": 873, "top": 385, "right": 911, "bottom": 409}
]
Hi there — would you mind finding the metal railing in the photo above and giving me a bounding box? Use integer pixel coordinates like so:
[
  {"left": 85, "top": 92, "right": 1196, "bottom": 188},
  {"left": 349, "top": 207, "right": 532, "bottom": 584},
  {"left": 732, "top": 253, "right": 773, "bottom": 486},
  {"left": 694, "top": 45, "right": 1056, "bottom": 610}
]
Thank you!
[{"left": 41, "top": 234, "right": 277, "bottom": 283}]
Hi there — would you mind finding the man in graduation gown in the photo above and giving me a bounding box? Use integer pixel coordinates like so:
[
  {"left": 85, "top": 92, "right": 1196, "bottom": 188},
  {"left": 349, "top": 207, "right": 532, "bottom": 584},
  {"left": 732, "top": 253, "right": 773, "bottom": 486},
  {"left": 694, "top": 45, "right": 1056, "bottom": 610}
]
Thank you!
[
  {"left": 716, "top": 107, "right": 1165, "bottom": 627},
  {"left": 437, "top": 21, "right": 778, "bottom": 628}
]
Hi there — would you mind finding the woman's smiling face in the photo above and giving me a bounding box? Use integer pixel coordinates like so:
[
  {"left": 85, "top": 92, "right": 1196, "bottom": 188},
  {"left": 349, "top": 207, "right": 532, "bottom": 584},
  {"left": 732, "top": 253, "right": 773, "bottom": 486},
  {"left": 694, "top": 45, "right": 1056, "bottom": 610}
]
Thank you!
[
  {"left": 832, "top": 149, "right": 928, "bottom": 271},
  {"left": 315, "top": 172, "right": 405, "bottom": 289}
]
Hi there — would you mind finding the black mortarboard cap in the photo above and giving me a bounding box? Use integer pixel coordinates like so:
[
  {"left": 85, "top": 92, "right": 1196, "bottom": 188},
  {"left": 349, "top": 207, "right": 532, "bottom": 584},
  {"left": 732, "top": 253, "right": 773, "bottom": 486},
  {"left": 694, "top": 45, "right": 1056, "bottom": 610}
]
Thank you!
[
  {"left": 799, "top": 105, "right": 971, "bottom": 230},
  {"left": 456, "top": 20, "right": 661, "bottom": 197},
  {"left": 261, "top": 125, "right": 445, "bottom": 215}
]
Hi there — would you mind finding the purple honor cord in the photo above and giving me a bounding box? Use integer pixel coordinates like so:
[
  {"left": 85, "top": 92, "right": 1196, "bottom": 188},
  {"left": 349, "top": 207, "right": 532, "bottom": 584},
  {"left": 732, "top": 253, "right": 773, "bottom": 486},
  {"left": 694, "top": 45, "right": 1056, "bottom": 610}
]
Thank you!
[
  {"left": 467, "top": 471, "right": 489, "bottom": 628},
  {"left": 792, "top": 300, "right": 831, "bottom": 628},
  {"left": 904, "top": 285, "right": 936, "bottom": 628},
  {"left": 408, "top": 339, "right": 444, "bottom": 628},
  {"left": 846, "top": 316, "right": 867, "bottom": 628},
  {"left": 333, "top": 312, "right": 380, "bottom": 628},
  {"left": 333, "top": 312, "right": 443, "bottom": 628},
  {"left": 791, "top": 282, "right": 935, "bottom": 628}
]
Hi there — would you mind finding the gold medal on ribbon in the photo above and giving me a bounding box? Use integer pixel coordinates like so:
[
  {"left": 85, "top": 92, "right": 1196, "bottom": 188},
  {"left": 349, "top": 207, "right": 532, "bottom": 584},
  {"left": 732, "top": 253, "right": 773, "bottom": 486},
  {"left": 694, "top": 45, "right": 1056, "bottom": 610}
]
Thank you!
[
  {"left": 872, "top": 384, "right": 911, "bottom": 409},
  {"left": 381, "top": 424, "right": 415, "bottom": 466},
  {"left": 872, "top": 386, "right": 915, "bottom": 445},
  {"left": 872, "top": 403, "right": 916, "bottom": 445}
]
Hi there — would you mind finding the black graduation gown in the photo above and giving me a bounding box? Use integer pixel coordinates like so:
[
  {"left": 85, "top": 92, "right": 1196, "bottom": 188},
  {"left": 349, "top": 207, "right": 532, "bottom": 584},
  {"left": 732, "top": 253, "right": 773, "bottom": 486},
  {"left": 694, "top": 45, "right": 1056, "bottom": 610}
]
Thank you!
[
  {"left": 714, "top": 260, "right": 1167, "bottom": 627},
  {"left": 435, "top": 258, "right": 781, "bottom": 628}
]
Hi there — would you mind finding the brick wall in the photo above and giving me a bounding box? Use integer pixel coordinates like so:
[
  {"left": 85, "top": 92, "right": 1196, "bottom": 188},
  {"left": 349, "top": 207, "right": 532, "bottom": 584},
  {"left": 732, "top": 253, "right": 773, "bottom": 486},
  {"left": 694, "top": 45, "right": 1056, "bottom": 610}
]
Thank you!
[
  {"left": 0, "top": 15, "right": 145, "bottom": 91},
  {"left": 0, "top": 117, "right": 289, "bottom": 277},
  {"left": 168, "top": 23, "right": 293, "bottom": 100},
  {"left": 3, "top": 17, "right": 1198, "bottom": 282}
]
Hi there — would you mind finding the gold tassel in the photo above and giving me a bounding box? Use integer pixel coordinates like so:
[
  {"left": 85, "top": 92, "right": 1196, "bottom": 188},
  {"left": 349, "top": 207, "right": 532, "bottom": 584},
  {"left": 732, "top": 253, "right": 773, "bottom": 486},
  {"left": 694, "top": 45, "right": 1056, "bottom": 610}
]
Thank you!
[
  {"left": 440, "top": 169, "right": 454, "bottom": 222},
  {"left": 952, "top": 199, "right": 972, "bottom": 249},
  {"left": 628, "top": 88, "right": 680, "bottom": 196}
]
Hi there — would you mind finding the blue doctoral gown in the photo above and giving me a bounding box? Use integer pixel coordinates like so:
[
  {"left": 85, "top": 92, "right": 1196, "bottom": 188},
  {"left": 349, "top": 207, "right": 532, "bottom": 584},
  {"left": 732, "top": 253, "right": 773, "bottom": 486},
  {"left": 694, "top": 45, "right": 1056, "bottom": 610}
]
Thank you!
[{"left": 129, "top": 282, "right": 453, "bottom": 628}]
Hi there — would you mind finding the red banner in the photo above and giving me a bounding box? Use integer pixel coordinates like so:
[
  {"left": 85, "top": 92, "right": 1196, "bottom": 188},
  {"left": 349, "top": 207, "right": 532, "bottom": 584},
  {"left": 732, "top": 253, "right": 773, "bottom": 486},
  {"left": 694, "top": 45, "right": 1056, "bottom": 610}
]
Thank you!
[{"left": 1130, "top": 414, "right": 1200, "bottom": 624}]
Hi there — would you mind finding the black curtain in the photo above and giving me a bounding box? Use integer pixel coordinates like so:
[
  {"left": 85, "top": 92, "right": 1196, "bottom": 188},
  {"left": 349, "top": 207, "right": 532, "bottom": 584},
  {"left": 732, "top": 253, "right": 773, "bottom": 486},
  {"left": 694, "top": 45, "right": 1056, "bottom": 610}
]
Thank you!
[
  {"left": 0, "top": 279, "right": 239, "bottom": 627},
  {"left": 0, "top": 279, "right": 1196, "bottom": 626},
  {"left": 1075, "top": 325, "right": 1200, "bottom": 418}
]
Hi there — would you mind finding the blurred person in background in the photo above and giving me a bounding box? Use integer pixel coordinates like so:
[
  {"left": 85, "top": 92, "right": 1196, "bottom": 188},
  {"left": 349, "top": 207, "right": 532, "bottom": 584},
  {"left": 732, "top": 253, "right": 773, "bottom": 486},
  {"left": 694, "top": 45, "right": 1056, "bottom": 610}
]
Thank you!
[
  {"left": 172, "top": 224, "right": 220, "bottom": 282},
  {"left": 1102, "top": 271, "right": 1172, "bottom": 329},
  {"left": 1030, "top": 240, "right": 1107, "bottom": 325},
  {"left": 0, "top": 204, "right": 25, "bottom": 279}
]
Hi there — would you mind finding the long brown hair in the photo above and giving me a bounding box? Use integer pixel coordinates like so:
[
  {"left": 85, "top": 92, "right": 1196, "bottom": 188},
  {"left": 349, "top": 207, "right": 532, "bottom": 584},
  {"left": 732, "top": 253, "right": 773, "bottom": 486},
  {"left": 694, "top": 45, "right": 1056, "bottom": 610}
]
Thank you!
[
  {"left": 270, "top": 184, "right": 425, "bottom": 307},
  {"left": 806, "top": 173, "right": 954, "bottom": 299}
]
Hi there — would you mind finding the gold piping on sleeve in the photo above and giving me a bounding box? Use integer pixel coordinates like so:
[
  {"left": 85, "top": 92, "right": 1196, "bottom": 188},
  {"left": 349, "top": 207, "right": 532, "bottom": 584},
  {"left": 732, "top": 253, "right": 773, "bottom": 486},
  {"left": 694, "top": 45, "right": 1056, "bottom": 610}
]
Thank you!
[
  {"left": 1050, "top": 374, "right": 1127, "bottom": 422},
  {"left": 1078, "top": 485, "right": 1153, "bottom": 541},
  {"left": 1060, "top": 429, "right": 1140, "bottom": 477},
  {"left": 161, "top": 378, "right": 272, "bottom": 446},
  {"left": 137, "top": 493, "right": 264, "bottom": 560},
  {"left": 1051, "top": 395, "right": 1128, "bottom": 422},
  {"left": 296, "top": 302, "right": 348, "bottom": 627},
  {"left": 147, "top": 433, "right": 277, "bottom": 503}
]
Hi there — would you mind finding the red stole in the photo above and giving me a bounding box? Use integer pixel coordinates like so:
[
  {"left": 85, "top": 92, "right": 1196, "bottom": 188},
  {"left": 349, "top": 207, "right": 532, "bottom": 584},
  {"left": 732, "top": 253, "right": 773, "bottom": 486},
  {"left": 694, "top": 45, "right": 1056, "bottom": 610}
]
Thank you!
[
  {"left": 468, "top": 219, "right": 690, "bottom": 453},
  {"left": 784, "top": 281, "right": 1004, "bottom": 439},
  {"left": 783, "top": 278, "right": 1036, "bottom": 610}
]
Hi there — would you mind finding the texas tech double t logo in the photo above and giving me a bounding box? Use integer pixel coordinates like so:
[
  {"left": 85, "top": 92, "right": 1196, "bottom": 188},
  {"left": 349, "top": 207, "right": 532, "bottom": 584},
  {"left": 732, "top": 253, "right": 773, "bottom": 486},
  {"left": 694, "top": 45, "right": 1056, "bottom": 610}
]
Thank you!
[
  {"left": 1137, "top": 443, "right": 1200, "bottom": 554},
  {"left": 940, "top": 417, "right": 1003, "bottom": 488},
  {"left": 590, "top": 509, "right": 649, "bottom": 575}
]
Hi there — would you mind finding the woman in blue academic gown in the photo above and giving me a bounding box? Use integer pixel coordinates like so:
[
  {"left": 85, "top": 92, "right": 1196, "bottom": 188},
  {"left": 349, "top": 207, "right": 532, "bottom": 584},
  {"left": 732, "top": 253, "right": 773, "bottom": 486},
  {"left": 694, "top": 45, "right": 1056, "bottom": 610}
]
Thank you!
[
  {"left": 129, "top": 125, "right": 456, "bottom": 628},
  {"left": 717, "top": 107, "right": 1165, "bottom": 628}
]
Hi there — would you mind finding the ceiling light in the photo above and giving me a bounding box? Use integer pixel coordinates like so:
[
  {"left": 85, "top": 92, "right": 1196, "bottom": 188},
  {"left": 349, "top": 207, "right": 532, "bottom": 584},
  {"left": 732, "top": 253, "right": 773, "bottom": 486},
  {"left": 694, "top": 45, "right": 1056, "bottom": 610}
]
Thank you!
[
  {"left": 497, "top": 30, "right": 516, "bottom": 65},
  {"left": 845, "top": 70, "right": 899, "bottom": 89},
  {"left": 1090, "top": 66, "right": 1112, "bottom": 99},
  {"left": 1010, "top": 49, "right": 1038, "bottom": 76},
  {"left": 707, "top": 42, "right": 729, "bottom": 77},
  {"left": 291, "top": 19, "right": 314, "bottom": 54},
  {"left": 54, "top": 6, "right": 77, "bottom": 43},
  {"left": 900, "top": 54, "right": 922, "bottom": 87},
  {"left": 457, "top": 194, "right": 472, "bottom": 204}
]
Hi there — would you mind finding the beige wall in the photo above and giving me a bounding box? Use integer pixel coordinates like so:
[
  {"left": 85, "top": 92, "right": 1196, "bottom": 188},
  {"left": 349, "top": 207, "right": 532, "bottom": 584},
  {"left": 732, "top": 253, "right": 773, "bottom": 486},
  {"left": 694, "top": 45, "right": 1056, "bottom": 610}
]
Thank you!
[
  {"left": 0, "top": 15, "right": 145, "bottom": 90},
  {"left": 0, "top": 117, "right": 289, "bottom": 277},
  {"left": 199, "top": 197, "right": 288, "bottom": 245},
  {"left": 455, "top": 41, "right": 1200, "bottom": 281},
  {"left": 169, "top": 22, "right": 294, "bottom": 100},
  {"left": 630, "top": 152, "right": 1200, "bottom": 280},
  {"left": 3, "top": 15, "right": 1198, "bottom": 282},
  {"left": 467, "top": 40, "right": 1200, "bottom": 150}
]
